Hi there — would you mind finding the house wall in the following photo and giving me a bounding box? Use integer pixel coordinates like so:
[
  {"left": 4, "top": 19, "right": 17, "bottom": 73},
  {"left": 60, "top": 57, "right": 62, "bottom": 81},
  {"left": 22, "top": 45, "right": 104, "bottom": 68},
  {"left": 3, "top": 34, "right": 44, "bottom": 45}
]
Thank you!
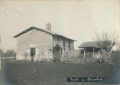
[
  {"left": 53, "top": 36, "right": 74, "bottom": 51},
  {"left": 53, "top": 36, "right": 74, "bottom": 61},
  {"left": 16, "top": 29, "right": 53, "bottom": 61}
]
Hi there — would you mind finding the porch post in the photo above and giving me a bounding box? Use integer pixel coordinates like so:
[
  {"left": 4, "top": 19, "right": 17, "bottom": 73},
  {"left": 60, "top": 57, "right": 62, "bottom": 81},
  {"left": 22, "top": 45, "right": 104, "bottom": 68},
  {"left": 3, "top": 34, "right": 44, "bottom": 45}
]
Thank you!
[
  {"left": 84, "top": 48, "right": 86, "bottom": 58},
  {"left": 61, "top": 47, "right": 64, "bottom": 61},
  {"left": 101, "top": 48, "right": 103, "bottom": 61}
]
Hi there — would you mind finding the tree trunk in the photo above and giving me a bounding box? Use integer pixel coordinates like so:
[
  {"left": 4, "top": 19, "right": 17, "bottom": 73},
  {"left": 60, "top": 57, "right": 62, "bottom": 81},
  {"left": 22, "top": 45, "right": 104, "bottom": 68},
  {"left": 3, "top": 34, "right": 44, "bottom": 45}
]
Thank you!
[
  {"left": 101, "top": 49, "right": 106, "bottom": 63},
  {"left": 106, "top": 51, "right": 112, "bottom": 64}
]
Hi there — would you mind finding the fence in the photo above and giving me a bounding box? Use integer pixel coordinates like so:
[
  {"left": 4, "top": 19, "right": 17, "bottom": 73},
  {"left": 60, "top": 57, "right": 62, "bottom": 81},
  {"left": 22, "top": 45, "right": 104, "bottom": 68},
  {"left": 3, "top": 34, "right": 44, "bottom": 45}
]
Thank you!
[{"left": 1, "top": 56, "right": 16, "bottom": 60}]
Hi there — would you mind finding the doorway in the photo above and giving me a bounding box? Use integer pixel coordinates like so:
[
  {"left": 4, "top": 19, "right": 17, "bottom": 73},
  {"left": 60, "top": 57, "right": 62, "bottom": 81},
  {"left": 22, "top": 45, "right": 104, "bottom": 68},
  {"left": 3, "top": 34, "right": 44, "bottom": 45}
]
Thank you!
[{"left": 30, "top": 48, "right": 35, "bottom": 61}]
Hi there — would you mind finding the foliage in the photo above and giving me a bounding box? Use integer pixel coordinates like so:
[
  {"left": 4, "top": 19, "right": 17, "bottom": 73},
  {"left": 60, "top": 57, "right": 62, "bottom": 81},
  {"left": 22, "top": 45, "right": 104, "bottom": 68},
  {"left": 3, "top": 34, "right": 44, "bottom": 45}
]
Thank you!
[
  {"left": 94, "top": 31, "right": 119, "bottom": 53},
  {"left": 53, "top": 44, "right": 61, "bottom": 52},
  {"left": 93, "top": 31, "right": 119, "bottom": 63},
  {"left": 2, "top": 49, "right": 16, "bottom": 57},
  {"left": 53, "top": 44, "right": 61, "bottom": 62}
]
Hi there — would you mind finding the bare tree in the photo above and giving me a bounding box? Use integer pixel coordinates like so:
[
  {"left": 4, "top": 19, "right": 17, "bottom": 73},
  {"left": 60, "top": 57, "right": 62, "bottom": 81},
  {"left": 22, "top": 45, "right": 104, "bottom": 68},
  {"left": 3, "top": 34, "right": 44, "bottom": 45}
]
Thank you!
[{"left": 94, "top": 31, "right": 119, "bottom": 62}]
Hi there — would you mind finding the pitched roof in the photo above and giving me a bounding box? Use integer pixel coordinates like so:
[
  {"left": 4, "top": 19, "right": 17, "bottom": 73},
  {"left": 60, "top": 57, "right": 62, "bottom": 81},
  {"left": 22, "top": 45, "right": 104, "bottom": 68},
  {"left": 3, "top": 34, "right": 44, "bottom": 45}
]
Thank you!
[
  {"left": 14, "top": 26, "right": 76, "bottom": 41},
  {"left": 78, "top": 41, "right": 103, "bottom": 48}
]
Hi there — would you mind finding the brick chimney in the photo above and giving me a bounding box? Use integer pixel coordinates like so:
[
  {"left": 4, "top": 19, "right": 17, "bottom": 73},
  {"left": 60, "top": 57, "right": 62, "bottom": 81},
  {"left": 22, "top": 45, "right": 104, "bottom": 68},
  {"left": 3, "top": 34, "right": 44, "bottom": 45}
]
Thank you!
[{"left": 46, "top": 22, "right": 51, "bottom": 31}]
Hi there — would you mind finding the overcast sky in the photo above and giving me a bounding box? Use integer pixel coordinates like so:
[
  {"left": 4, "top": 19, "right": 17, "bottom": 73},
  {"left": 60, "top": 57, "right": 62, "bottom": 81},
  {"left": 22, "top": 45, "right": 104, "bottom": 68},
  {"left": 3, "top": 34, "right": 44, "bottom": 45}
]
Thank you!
[{"left": 0, "top": 0, "right": 120, "bottom": 51}]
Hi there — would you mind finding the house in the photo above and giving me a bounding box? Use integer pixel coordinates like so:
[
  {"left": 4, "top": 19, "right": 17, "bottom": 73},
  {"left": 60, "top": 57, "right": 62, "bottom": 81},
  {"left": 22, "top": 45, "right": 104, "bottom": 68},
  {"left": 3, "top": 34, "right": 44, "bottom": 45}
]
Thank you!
[{"left": 14, "top": 23, "right": 75, "bottom": 61}]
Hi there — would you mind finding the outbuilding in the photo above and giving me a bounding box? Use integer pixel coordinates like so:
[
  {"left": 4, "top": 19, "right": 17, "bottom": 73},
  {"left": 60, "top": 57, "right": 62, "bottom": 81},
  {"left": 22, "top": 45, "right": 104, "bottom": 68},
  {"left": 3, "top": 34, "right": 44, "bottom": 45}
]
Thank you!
[{"left": 78, "top": 41, "right": 103, "bottom": 59}]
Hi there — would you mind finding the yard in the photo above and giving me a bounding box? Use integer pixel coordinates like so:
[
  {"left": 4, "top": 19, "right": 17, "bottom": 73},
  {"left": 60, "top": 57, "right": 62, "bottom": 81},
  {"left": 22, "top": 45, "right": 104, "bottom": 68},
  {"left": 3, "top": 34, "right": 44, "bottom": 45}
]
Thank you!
[{"left": 1, "top": 60, "right": 120, "bottom": 85}]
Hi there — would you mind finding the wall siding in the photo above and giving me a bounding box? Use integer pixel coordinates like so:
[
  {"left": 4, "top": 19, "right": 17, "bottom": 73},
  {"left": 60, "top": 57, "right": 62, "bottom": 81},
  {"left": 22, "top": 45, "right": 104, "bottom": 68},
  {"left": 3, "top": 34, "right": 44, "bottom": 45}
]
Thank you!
[{"left": 16, "top": 29, "right": 53, "bottom": 61}]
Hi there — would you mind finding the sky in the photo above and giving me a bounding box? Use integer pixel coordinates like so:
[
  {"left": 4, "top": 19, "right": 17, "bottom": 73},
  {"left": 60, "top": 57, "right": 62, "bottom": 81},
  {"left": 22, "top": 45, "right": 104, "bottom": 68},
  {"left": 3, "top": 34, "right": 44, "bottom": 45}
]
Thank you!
[{"left": 0, "top": 0, "right": 120, "bottom": 51}]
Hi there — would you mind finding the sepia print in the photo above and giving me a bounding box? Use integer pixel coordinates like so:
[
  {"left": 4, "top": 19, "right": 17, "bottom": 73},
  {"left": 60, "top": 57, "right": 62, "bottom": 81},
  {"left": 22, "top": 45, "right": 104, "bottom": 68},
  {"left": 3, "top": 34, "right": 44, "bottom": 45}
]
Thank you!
[{"left": 0, "top": 0, "right": 120, "bottom": 85}]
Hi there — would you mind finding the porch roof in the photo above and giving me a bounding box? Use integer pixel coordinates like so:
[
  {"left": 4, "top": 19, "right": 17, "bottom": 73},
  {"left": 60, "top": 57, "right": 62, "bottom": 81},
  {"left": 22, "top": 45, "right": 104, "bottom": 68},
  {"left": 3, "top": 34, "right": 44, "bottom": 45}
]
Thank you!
[{"left": 78, "top": 41, "right": 103, "bottom": 48}]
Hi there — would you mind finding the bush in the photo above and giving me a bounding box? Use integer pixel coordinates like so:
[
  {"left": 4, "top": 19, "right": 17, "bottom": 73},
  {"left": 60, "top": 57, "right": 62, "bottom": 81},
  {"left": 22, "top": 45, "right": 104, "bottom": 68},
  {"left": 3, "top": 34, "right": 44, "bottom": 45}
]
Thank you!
[{"left": 53, "top": 44, "right": 61, "bottom": 62}]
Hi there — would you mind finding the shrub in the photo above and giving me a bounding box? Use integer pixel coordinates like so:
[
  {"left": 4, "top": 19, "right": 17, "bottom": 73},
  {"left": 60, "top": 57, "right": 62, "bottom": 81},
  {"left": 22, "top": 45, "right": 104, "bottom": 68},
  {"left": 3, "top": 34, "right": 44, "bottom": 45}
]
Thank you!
[{"left": 53, "top": 44, "right": 61, "bottom": 62}]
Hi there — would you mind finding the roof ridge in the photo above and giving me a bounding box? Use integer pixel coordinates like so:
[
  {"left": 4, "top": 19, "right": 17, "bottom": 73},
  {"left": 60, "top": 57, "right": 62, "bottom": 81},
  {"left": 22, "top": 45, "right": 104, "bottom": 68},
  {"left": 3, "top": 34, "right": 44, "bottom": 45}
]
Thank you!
[{"left": 14, "top": 26, "right": 76, "bottom": 41}]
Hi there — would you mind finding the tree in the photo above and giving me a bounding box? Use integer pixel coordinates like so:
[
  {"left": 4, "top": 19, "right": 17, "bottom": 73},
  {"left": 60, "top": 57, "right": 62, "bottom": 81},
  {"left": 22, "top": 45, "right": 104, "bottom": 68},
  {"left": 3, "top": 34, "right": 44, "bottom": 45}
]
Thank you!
[
  {"left": 94, "top": 31, "right": 119, "bottom": 62},
  {"left": 6, "top": 49, "right": 16, "bottom": 59},
  {"left": 53, "top": 44, "right": 61, "bottom": 62}
]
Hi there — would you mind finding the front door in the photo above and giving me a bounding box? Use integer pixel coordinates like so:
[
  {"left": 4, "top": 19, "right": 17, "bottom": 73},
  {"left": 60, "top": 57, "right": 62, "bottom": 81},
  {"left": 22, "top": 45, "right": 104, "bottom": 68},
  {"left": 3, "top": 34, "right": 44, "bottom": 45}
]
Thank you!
[{"left": 30, "top": 48, "right": 35, "bottom": 61}]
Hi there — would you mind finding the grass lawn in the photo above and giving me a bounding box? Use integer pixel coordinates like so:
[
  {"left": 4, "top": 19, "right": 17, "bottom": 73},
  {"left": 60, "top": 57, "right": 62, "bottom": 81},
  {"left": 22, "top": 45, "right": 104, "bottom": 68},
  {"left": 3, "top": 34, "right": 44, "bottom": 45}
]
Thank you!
[{"left": 1, "top": 60, "right": 120, "bottom": 85}]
